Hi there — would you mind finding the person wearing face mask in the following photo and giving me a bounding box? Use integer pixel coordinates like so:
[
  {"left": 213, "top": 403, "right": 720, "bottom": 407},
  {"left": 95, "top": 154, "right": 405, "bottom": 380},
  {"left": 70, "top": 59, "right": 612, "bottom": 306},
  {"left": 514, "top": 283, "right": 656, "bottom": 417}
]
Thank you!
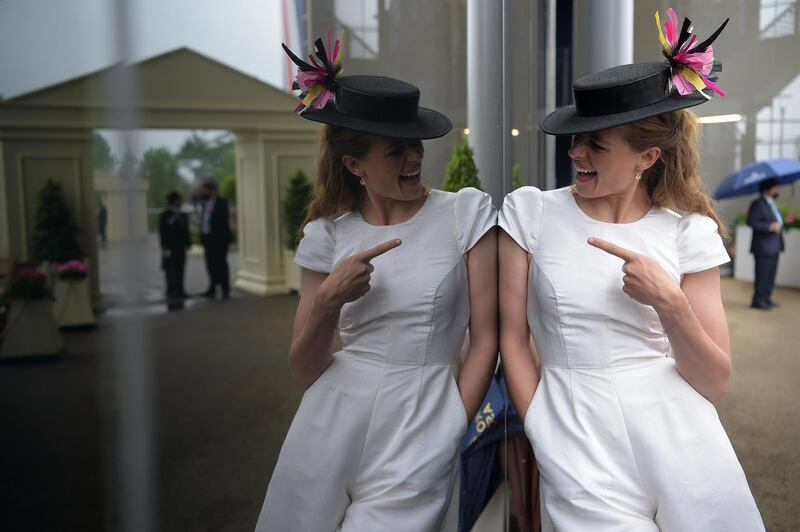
[
  {"left": 747, "top": 178, "right": 785, "bottom": 310},
  {"left": 497, "top": 9, "right": 764, "bottom": 531},
  {"left": 254, "top": 32, "right": 498, "bottom": 531}
]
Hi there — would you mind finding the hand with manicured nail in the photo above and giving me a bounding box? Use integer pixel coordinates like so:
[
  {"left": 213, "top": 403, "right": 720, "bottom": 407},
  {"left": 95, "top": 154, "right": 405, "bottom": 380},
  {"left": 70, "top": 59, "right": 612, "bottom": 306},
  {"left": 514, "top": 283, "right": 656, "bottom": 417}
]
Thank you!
[
  {"left": 588, "top": 237, "right": 682, "bottom": 312},
  {"left": 320, "top": 239, "right": 402, "bottom": 308}
]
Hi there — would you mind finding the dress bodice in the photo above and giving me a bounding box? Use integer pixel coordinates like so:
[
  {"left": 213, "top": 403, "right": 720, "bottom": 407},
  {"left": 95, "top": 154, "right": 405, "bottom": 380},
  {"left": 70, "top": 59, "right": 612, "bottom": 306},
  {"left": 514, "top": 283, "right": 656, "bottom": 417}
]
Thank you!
[
  {"left": 295, "top": 188, "right": 496, "bottom": 366},
  {"left": 499, "top": 186, "right": 730, "bottom": 368}
]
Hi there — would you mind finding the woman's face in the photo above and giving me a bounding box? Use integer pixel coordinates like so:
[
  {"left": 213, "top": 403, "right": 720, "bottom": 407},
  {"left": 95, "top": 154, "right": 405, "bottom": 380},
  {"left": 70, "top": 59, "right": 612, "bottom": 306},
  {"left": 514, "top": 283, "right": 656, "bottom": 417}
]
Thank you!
[
  {"left": 568, "top": 126, "right": 660, "bottom": 198},
  {"left": 343, "top": 135, "right": 425, "bottom": 203}
]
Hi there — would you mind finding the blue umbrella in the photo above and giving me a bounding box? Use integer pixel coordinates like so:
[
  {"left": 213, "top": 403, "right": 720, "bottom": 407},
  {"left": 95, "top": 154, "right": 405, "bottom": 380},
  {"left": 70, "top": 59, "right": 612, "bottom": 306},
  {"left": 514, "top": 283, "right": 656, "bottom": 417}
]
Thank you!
[
  {"left": 458, "top": 370, "right": 525, "bottom": 532},
  {"left": 714, "top": 158, "right": 800, "bottom": 199}
]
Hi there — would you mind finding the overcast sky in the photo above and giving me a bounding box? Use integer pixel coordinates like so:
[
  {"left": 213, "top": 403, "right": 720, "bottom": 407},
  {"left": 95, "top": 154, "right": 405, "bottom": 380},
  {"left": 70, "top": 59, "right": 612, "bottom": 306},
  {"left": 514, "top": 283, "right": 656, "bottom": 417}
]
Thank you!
[{"left": 0, "top": 0, "right": 289, "bottom": 158}]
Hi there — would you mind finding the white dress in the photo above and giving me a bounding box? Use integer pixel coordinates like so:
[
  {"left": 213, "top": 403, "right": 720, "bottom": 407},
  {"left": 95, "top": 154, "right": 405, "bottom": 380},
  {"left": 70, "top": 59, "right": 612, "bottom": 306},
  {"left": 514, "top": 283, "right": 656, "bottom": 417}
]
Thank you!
[
  {"left": 255, "top": 188, "right": 496, "bottom": 532},
  {"left": 499, "top": 186, "right": 765, "bottom": 531}
]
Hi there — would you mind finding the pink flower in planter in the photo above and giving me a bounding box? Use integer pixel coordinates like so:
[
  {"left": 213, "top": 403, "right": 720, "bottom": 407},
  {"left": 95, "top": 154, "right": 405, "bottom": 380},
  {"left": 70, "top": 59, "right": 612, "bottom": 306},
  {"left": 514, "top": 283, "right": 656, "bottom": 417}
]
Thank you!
[
  {"left": 51, "top": 260, "right": 87, "bottom": 275},
  {"left": 50, "top": 260, "right": 88, "bottom": 280},
  {"left": 17, "top": 268, "right": 45, "bottom": 281}
]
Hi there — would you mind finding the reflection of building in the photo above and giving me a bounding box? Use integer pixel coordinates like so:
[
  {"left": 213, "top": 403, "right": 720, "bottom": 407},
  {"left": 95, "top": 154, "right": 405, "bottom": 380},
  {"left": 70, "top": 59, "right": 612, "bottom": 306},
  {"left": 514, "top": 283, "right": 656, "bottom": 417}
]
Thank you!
[
  {"left": 634, "top": 0, "right": 800, "bottom": 227},
  {"left": 94, "top": 169, "right": 149, "bottom": 242},
  {"left": 0, "top": 48, "right": 318, "bottom": 301},
  {"left": 309, "top": 0, "right": 470, "bottom": 193},
  {"left": 300, "top": 0, "right": 799, "bottom": 229}
]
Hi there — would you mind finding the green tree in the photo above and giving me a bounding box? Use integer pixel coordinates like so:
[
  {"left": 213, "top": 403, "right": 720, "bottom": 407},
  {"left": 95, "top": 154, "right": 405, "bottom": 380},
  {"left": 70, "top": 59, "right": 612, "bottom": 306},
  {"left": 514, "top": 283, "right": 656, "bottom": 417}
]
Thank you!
[
  {"left": 29, "top": 180, "right": 83, "bottom": 262},
  {"left": 118, "top": 149, "right": 140, "bottom": 180},
  {"left": 139, "top": 147, "right": 186, "bottom": 208},
  {"left": 92, "top": 132, "right": 117, "bottom": 172},
  {"left": 283, "top": 170, "right": 313, "bottom": 251},
  {"left": 512, "top": 162, "right": 523, "bottom": 190},
  {"left": 215, "top": 144, "right": 235, "bottom": 183},
  {"left": 178, "top": 131, "right": 234, "bottom": 184},
  {"left": 220, "top": 174, "right": 236, "bottom": 205},
  {"left": 442, "top": 139, "right": 482, "bottom": 192}
]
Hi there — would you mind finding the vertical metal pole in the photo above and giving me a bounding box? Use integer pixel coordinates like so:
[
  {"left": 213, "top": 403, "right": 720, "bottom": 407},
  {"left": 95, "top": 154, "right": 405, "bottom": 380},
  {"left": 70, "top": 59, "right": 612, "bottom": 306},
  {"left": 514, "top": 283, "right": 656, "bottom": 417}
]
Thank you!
[
  {"left": 573, "top": 0, "right": 633, "bottom": 78},
  {"left": 106, "top": 1, "right": 155, "bottom": 531},
  {"left": 502, "top": 0, "right": 513, "bottom": 198},
  {"left": 467, "top": 0, "right": 504, "bottom": 207}
]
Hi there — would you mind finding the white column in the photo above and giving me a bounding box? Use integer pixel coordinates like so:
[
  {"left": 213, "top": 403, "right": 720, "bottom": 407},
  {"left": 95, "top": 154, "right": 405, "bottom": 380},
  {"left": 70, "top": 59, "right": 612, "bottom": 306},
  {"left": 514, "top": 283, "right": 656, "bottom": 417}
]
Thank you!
[
  {"left": 573, "top": 0, "right": 634, "bottom": 79},
  {"left": 94, "top": 171, "right": 149, "bottom": 242},
  {"left": 467, "top": 0, "right": 507, "bottom": 206},
  {"left": 233, "top": 128, "right": 317, "bottom": 295}
]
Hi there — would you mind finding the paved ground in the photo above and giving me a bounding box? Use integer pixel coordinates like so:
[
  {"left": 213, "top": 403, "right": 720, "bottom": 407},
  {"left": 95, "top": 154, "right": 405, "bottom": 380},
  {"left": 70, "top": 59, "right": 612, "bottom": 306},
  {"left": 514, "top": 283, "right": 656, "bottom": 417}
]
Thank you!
[{"left": 0, "top": 237, "right": 798, "bottom": 531}]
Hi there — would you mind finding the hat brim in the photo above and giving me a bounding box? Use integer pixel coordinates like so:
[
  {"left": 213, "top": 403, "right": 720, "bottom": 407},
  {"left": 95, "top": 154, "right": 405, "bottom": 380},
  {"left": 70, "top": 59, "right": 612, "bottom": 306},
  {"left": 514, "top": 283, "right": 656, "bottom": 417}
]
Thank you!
[
  {"left": 540, "top": 90, "right": 712, "bottom": 135},
  {"left": 298, "top": 105, "right": 453, "bottom": 140}
]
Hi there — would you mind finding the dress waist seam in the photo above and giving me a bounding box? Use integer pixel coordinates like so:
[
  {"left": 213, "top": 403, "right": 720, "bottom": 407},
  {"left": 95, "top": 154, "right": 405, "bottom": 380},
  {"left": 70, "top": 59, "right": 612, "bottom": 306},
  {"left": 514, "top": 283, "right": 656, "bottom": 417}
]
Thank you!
[
  {"left": 540, "top": 357, "right": 668, "bottom": 371},
  {"left": 336, "top": 350, "right": 452, "bottom": 367}
]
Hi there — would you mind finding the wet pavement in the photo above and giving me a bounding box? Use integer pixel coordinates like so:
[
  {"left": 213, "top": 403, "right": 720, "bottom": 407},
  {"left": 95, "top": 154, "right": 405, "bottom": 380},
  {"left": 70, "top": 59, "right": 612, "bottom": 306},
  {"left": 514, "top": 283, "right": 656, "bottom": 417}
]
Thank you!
[{"left": 0, "top": 237, "right": 797, "bottom": 531}]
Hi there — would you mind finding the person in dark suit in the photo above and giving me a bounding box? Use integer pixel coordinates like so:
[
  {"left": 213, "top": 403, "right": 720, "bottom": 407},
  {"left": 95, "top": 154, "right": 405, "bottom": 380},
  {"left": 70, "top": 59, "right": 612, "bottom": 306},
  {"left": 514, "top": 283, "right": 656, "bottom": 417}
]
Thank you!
[
  {"left": 96, "top": 202, "right": 108, "bottom": 244},
  {"left": 159, "top": 191, "right": 191, "bottom": 300},
  {"left": 199, "top": 179, "right": 232, "bottom": 299},
  {"left": 747, "top": 178, "right": 784, "bottom": 310}
]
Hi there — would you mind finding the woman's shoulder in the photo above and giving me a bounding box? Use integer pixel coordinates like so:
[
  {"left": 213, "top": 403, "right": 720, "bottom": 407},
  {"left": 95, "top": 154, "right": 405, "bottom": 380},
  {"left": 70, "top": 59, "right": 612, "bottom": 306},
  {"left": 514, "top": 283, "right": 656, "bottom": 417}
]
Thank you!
[
  {"left": 435, "top": 186, "right": 489, "bottom": 202},
  {"left": 502, "top": 185, "right": 575, "bottom": 214},
  {"left": 435, "top": 187, "right": 494, "bottom": 217},
  {"left": 649, "top": 207, "right": 718, "bottom": 232}
]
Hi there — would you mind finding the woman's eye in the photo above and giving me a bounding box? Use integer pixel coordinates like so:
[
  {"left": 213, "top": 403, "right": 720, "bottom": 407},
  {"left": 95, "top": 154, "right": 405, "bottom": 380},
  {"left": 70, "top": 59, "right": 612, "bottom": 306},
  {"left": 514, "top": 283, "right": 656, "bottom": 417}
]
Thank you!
[
  {"left": 388, "top": 150, "right": 402, "bottom": 158},
  {"left": 591, "top": 142, "right": 605, "bottom": 151}
]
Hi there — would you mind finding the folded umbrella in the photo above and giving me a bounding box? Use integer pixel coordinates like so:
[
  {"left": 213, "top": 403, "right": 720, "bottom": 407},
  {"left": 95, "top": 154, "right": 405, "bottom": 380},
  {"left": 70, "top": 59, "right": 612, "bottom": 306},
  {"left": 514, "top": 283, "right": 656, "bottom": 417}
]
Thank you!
[{"left": 458, "top": 370, "right": 525, "bottom": 532}]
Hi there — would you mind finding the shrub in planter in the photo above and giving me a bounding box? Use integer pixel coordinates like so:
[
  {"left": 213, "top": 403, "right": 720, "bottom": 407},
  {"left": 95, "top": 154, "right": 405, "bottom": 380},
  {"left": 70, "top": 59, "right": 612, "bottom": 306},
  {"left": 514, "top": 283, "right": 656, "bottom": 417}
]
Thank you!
[
  {"left": 283, "top": 170, "right": 314, "bottom": 251},
  {"left": 29, "top": 180, "right": 83, "bottom": 263},
  {"left": 443, "top": 139, "right": 483, "bottom": 192},
  {"left": 1, "top": 267, "right": 63, "bottom": 357},
  {"left": 5, "top": 267, "right": 51, "bottom": 301}
]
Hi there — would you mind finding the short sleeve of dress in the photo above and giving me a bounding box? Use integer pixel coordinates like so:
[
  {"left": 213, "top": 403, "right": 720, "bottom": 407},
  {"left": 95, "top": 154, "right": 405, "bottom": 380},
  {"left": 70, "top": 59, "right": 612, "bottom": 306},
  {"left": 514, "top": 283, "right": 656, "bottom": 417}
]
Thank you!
[
  {"left": 452, "top": 187, "right": 497, "bottom": 253},
  {"left": 677, "top": 213, "right": 730, "bottom": 274},
  {"left": 498, "top": 186, "right": 544, "bottom": 253},
  {"left": 294, "top": 217, "right": 336, "bottom": 273}
]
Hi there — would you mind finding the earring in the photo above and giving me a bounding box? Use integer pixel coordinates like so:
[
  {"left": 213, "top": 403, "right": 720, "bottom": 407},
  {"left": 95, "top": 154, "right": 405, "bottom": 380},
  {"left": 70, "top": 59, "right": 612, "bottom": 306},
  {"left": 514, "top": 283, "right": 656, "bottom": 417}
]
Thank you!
[
  {"left": 359, "top": 174, "right": 366, "bottom": 186},
  {"left": 634, "top": 167, "right": 642, "bottom": 181}
]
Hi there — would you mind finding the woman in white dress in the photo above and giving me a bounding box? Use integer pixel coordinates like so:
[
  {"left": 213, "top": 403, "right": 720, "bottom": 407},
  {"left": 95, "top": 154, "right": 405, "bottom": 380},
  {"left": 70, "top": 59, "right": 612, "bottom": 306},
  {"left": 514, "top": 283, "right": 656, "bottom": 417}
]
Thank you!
[
  {"left": 255, "top": 34, "right": 498, "bottom": 531},
  {"left": 498, "top": 10, "right": 765, "bottom": 531}
]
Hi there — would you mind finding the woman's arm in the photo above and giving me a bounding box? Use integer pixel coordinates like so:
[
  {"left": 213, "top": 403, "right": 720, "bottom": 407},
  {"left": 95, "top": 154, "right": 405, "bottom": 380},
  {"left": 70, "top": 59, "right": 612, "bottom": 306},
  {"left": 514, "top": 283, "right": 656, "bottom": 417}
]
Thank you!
[
  {"left": 457, "top": 228, "right": 499, "bottom": 420},
  {"left": 588, "top": 237, "right": 732, "bottom": 403},
  {"left": 498, "top": 230, "right": 540, "bottom": 422},
  {"left": 288, "top": 269, "right": 341, "bottom": 390},
  {"left": 289, "top": 239, "right": 402, "bottom": 390},
  {"left": 658, "top": 267, "right": 732, "bottom": 403}
]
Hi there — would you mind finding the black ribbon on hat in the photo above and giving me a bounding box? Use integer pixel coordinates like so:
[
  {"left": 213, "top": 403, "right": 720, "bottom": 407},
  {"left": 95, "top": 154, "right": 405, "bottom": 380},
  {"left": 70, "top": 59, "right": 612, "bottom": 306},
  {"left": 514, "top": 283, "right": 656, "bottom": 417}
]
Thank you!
[
  {"left": 574, "top": 71, "right": 671, "bottom": 117},
  {"left": 334, "top": 83, "right": 420, "bottom": 123}
]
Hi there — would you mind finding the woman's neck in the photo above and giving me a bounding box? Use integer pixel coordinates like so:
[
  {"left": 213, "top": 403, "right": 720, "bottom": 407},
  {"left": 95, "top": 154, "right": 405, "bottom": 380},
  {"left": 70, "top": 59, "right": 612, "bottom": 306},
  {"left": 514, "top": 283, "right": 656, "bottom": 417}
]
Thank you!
[
  {"left": 360, "top": 188, "right": 429, "bottom": 226},
  {"left": 574, "top": 184, "right": 652, "bottom": 224}
]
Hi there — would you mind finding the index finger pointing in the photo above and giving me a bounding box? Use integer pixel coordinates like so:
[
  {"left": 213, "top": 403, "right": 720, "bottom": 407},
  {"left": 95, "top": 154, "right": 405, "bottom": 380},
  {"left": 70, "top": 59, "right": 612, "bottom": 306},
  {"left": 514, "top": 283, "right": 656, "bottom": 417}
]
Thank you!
[
  {"left": 358, "top": 239, "right": 403, "bottom": 261},
  {"left": 587, "top": 237, "right": 637, "bottom": 262}
]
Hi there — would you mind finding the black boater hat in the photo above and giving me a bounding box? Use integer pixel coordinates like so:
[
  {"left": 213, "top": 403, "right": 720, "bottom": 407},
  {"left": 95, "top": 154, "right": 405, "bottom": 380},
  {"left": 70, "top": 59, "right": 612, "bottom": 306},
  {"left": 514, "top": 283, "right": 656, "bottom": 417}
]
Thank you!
[
  {"left": 541, "top": 62, "right": 712, "bottom": 135},
  {"left": 282, "top": 31, "right": 452, "bottom": 140},
  {"left": 300, "top": 76, "right": 452, "bottom": 139},
  {"left": 542, "top": 8, "right": 729, "bottom": 136}
]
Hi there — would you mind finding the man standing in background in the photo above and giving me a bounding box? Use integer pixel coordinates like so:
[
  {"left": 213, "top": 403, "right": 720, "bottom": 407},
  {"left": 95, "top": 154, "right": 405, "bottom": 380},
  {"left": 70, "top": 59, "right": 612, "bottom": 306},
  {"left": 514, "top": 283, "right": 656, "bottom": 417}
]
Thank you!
[
  {"left": 199, "top": 179, "right": 232, "bottom": 299},
  {"left": 159, "top": 191, "right": 191, "bottom": 302},
  {"left": 747, "top": 178, "right": 785, "bottom": 310}
]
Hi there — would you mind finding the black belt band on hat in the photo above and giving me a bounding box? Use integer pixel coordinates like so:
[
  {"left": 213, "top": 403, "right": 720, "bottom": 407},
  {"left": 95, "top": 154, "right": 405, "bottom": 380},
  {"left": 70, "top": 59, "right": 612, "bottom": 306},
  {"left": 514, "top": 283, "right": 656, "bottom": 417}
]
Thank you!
[
  {"left": 574, "top": 71, "right": 671, "bottom": 117},
  {"left": 335, "top": 85, "right": 420, "bottom": 123}
]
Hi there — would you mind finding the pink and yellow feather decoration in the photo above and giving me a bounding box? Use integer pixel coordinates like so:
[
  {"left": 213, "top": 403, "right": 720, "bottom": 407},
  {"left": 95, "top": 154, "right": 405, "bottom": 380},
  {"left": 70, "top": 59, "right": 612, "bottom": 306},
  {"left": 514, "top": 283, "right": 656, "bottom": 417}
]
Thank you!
[
  {"left": 656, "top": 8, "right": 728, "bottom": 99},
  {"left": 282, "top": 28, "right": 345, "bottom": 114}
]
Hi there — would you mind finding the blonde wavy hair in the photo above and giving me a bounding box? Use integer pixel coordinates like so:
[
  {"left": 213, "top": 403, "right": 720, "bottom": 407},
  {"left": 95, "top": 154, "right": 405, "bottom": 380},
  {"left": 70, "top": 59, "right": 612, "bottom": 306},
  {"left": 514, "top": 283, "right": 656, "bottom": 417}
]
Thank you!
[{"left": 622, "top": 109, "right": 728, "bottom": 239}]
